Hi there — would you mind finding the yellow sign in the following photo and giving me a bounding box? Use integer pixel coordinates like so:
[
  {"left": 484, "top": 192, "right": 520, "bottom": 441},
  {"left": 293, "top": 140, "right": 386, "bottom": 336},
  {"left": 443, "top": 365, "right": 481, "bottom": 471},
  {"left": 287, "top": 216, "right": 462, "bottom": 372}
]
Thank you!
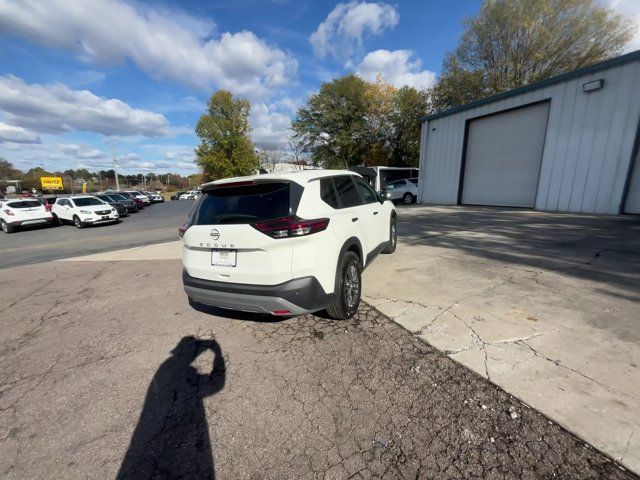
[
  {"left": 82, "top": 182, "right": 87, "bottom": 194},
  {"left": 40, "top": 176, "right": 64, "bottom": 190}
]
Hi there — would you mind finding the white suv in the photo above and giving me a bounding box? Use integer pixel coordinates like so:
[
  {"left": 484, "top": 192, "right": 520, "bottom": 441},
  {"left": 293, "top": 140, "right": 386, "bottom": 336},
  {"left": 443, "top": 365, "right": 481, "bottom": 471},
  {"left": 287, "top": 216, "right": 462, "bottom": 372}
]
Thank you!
[
  {"left": 181, "top": 170, "right": 397, "bottom": 319},
  {"left": 382, "top": 178, "right": 419, "bottom": 204},
  {"left": 51, "top": 195, "right": 119, "bottom": 228},
  {"left": 179, "top": 190, "right": 200, "bottom": 200},
  {"left": 1, "top": 198, "right": 54, "bottom": 233}
]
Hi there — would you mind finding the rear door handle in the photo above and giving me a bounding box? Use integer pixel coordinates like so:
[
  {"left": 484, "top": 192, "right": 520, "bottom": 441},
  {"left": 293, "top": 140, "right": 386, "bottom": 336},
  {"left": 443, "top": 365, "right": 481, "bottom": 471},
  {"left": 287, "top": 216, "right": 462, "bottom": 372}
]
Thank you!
[
  {"left": 352, "top": 217, "right": 358, "bottom": 222},
  {"left": 373, "top": 211, "right": 378, "bottom": 215}
]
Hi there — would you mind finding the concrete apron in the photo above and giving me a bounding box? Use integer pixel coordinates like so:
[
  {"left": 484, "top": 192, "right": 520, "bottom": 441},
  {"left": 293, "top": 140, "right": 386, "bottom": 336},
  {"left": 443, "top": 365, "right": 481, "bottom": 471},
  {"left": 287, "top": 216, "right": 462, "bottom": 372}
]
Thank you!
[{"left": 363, "top": 217, "right": 640, "bottom": 474}]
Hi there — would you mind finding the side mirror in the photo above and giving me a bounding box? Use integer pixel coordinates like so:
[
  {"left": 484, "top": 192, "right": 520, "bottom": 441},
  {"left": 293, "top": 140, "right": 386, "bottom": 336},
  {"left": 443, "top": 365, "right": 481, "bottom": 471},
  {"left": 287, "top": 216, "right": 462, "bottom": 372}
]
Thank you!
[{"left": 378, "top": 191, "right": 391, "bottom": 203}]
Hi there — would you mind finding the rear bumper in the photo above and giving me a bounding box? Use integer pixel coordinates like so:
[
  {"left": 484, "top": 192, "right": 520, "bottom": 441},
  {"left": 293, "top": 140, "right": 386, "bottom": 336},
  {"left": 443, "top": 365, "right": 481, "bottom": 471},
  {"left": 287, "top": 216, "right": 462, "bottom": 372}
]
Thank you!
[
  {"left": 11, "top": 217, "right": 53, "bottom": 226},
  {"left": 183, "top": 270, "right": 334, "bottom": 315}
]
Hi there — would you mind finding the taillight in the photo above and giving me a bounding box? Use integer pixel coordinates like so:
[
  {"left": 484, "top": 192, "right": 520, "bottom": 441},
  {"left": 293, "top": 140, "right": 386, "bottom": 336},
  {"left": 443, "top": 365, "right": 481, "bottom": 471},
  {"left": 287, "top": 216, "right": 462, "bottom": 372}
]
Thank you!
[
  {"left": 3, "top": 209, "right": 14, "bottom": 216},
  {"left": 178, "top": 222, "right": 190, "bottom": 238},
  {"left": 252, "top": 216, "right": 329, "bottom": 239}
]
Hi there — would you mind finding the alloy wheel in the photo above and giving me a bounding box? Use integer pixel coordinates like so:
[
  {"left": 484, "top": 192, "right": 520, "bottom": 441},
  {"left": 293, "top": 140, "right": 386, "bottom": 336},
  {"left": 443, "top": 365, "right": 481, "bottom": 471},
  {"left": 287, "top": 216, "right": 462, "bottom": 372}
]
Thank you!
[{"left": 344, "top": 264, "right": 360, "bottom": 309}]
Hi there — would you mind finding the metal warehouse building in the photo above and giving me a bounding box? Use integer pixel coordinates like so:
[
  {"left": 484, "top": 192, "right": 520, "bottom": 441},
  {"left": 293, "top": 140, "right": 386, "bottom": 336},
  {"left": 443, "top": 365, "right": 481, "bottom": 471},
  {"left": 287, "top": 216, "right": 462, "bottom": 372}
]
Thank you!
[{"left": 418, "top": 50, "right": 640, "bottom": 214}]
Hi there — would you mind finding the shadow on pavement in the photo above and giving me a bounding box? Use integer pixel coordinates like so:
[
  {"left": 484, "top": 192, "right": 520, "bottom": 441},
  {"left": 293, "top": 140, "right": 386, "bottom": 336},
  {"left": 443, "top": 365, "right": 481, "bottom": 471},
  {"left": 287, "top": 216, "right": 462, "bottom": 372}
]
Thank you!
[
  {"left": 400, "top": 206, "right": 640, "bottom": 295},
  {"left": 117, "top": 336, "right": 226, "bottom": 479}
]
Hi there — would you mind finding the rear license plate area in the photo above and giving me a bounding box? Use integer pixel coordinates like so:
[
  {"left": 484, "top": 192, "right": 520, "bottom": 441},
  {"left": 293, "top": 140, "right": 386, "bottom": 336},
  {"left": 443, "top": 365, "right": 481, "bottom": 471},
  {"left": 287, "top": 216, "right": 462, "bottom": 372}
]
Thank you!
[{"left": 211, "top": 249, "right": 237, "bottom": 267}]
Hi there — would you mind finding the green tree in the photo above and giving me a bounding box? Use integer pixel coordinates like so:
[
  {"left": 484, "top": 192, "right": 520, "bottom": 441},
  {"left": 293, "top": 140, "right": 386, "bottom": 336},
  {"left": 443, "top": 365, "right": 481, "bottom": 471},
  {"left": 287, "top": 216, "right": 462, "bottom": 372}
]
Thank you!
[
  {"left": 0, "top": 158, "right": 21, "bottom": 180},
  {"left": 431, "top": 0, "right": 634, "bottom": 112},
  {"left": 388, "top": 87, "right": 430, "bottom": 167},
  {"left": 292, "top": 74, "right": 369, "bottom": 168},
  {"left": 195, "top": 90, "right": 259, "bottom": 181}
]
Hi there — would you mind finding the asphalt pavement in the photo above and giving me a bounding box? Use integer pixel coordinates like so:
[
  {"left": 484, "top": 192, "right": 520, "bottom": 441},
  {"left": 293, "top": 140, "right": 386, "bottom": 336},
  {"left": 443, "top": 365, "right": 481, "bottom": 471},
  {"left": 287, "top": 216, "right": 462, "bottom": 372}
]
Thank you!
[
  {"left": 0, "top": 258, "right": 636, "bottom": 479},
  {"left": 0, "top": 200, "right": 193, "bottom": 269}
]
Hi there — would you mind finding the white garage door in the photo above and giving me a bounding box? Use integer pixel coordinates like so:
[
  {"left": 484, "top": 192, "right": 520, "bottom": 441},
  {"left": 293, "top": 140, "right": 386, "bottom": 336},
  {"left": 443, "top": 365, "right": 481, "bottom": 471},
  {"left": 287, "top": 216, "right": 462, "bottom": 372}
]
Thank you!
[
  {"left": 461, "top": 101, "right": 550, "bottom": 207},
  {"left": 624, "top": 155, "right": 640, "bottom": 214}
]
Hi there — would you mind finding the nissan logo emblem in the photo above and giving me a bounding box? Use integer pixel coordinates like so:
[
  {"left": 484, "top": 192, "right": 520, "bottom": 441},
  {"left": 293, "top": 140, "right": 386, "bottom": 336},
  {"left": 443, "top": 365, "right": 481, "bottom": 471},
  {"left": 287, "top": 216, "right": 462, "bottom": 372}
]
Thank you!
[{"left": 210, "top": 229, "right": 220, "bottom": 240}]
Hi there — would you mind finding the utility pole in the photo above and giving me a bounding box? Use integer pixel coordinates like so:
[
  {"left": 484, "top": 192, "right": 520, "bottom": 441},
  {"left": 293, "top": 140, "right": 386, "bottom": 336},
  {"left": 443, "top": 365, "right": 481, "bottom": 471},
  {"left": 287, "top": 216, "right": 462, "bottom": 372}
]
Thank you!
[{"left": 113, "top": 145, "right": 120, "bottom": 191}]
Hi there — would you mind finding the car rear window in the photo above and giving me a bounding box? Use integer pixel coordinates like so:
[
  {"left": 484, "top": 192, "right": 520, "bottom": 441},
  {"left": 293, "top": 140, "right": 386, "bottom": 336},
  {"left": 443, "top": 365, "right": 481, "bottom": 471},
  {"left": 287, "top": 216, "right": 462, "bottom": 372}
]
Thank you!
[
  {"left": 193, "top": 182, "right": 292, "bottom": 225},
  {"left": 6, "top": 200, "right": 41, "bottom": 209}
]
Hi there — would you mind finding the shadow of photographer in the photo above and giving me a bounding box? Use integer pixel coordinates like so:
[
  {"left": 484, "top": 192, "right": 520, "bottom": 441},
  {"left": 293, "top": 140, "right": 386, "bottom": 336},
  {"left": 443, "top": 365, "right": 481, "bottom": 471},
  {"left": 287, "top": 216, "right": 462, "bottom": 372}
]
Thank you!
[{"left": 117, "top": 336, "right": 226, "bottom": 479}]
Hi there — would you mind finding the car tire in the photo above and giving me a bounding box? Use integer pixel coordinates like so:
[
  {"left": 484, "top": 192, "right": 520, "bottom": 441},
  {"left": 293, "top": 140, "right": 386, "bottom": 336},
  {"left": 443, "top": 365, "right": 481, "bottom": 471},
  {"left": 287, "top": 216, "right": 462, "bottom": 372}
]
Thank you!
[
  {"left": 1, "top": 219, "right": 14, "bottom": 234},
  {"left": 382, "top": 216, "right": 397, "bottom": 254},
  {"left": 52, "top": 213, "right": 62, "bottom": 226},
  {"left": 326, "top": 251, "right": 361, "bottom": 320},
  {"left": 403, "top": 192, "right": 414, "bottom": 205},
  {"left": 73, "top": 215, "right": 84, "bottom": 229}
]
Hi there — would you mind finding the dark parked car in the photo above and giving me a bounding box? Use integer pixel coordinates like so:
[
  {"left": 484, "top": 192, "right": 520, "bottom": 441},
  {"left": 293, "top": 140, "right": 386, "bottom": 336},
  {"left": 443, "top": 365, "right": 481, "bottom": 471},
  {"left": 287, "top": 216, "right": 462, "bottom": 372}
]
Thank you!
[
  {"left": 171, "top": 191, "right": 186, "bottom": 201},
  {"left": 116, "top": 191, "right": 146, "bottom": 208},
  {"left": 96, "top": 194, "right": 128, "bottom": 217},
  {"left": 104, "top": 193, "right": 139, "bottom": 213}
]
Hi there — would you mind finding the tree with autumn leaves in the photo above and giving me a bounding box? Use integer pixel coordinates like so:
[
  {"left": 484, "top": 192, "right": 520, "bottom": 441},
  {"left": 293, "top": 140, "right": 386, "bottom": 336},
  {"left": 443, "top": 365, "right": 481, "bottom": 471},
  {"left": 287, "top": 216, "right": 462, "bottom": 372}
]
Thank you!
[{"left": 292, "top": 75, "right": 428, "bottom": 169}]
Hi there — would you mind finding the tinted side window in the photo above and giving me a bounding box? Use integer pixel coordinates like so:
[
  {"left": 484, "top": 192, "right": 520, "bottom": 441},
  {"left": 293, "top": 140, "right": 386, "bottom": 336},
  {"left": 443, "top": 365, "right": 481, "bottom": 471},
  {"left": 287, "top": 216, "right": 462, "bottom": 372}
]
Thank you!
[
  {"left": 333, "top": 176, "right": 362, "bottom": 208},
  {"left": 353, "top": 177, "right": 377, "bottom": 204},
  {"left": 320, "top": 178, "right": 339, "bottom": 208}
]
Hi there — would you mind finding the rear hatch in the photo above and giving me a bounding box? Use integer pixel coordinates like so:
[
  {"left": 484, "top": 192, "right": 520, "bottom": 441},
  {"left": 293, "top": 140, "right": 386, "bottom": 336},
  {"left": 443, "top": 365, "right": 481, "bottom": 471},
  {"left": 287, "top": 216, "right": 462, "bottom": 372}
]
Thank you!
[
  {"left": 182, "top": 181, "right": 300, "bottom": 286},
  {"left": 6, "top": 200, "right": 49, "bottom": 222}
]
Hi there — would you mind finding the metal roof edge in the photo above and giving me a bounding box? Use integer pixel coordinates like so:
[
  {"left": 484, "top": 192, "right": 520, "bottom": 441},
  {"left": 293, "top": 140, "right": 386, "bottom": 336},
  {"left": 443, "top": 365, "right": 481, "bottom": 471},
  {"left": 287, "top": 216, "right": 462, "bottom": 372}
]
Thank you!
[{"left": 421, "top": 49, "right": 640, "bottom": 123}]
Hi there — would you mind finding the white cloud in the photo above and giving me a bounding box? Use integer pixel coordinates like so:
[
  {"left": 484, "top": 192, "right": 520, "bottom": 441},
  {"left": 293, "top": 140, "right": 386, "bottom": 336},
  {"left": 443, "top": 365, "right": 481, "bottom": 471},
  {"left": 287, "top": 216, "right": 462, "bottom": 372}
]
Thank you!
[
  {"left": 0, "top": 75, "right": 170, "bottom": 137},
  {"left": 310, "top": 1, "right": 399, "bottom": 62},
  {"left": 58, "top": 143, "right": 107, "bottom": 160},
  {"left": 608, "top": 0, "right": 640, "bottom": 51},
  {"left": 356, "top": 49, "right": 436, "bottom": 89},
  {"left": 0, "top": 122, "right": 41, "bottom": 144},
  {"left": 250, "top": 103, "right": 293, "bottom": 150},
  {"left": 0, "top": 0, "right": 297, "bottom": 98}
]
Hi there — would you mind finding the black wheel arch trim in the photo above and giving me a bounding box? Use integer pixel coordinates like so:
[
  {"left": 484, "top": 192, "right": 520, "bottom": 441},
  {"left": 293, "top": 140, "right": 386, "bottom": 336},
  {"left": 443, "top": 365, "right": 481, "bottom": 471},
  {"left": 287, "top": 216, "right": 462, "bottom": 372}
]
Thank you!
[{"left": 334, "top": 237, "right": 363, "bottom": 293}]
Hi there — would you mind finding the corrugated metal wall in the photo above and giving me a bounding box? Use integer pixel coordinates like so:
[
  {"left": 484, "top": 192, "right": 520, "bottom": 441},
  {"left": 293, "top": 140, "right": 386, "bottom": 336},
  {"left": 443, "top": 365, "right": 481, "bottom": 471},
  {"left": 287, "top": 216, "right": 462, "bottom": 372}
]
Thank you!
[{"left": 418, "top": 60, "right": 640, "bottom": 214}]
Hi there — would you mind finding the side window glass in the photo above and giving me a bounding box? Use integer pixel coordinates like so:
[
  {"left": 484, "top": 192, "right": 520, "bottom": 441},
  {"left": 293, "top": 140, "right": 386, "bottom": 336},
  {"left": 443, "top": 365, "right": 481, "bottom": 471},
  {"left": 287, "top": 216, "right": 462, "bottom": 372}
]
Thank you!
[
  {"left": 353, "top": 177, "right": 377, "bottom": 204},
  {"left": 320, "top": 178, "right": 339, "bottom": 208},
  {"left": 333, "top": 176, "right": 362, "bottom": 208}
]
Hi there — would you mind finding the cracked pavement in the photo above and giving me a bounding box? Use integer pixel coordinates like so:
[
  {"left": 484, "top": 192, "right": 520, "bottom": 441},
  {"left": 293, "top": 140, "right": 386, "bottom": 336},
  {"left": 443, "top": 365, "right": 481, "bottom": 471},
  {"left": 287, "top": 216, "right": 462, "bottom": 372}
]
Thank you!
[
  {"left": 363, "top": 205, "right": 640, "bottom": 473},
  {"left": 1, "top": 258, "right": 637, "bottom": 479}
]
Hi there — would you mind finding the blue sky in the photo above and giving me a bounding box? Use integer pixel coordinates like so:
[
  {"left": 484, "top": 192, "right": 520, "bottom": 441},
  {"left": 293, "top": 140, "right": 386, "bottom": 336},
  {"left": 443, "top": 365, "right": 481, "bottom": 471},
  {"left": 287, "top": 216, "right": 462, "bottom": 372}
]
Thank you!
[{"left": 0, "top": 0, "right": 637, "bottom": 175}]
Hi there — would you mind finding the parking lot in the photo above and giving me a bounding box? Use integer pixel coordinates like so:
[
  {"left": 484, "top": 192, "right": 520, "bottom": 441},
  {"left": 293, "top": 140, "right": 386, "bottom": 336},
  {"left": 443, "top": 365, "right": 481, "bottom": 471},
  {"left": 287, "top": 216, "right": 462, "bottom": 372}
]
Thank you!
[
  {"left": 0, "top": 200, "right": 193, "bottom": 269},
  {"left": 1, "top": 205, "right": 638, "bottom": 479}
]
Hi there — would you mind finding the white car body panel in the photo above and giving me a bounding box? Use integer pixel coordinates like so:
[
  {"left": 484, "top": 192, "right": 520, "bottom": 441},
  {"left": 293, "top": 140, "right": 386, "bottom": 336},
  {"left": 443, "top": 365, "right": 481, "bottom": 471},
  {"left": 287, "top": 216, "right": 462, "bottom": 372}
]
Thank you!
[
  {"left": 0, "top": 199, "right": 52, "bottom": 228},
  {"left": 383, "top": 179, "right": 419, "bottom": 201},
  {"left": 51, "top": 196, "right": 119, "bottom": 224},
  {"left": 182, "top": 170, "right": 396, "bottom": 300}
]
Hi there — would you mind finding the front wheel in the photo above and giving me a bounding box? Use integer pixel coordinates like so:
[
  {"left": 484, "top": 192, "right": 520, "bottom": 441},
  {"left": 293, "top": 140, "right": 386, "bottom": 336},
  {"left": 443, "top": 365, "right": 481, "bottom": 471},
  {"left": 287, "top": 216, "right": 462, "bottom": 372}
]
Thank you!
[
  {"left": 325, "top": 251, "right": 361, "bottom": 320},
  {"left": 403, "top": 192, "right": 414, "bottom": 205},
  {"left": 73, "top": 215, "right": 84, "bottom": 229},
  {"left": 382, "top": 217, "right": 397, "bottom": 254}
]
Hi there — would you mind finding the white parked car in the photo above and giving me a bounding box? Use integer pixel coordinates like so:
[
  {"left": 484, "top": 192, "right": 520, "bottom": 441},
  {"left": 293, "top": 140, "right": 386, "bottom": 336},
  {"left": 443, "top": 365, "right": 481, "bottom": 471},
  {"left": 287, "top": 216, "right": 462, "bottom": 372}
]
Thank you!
[
  {"left": 125, "top": 190, "right": 151, "bottom": 204},
  {"left": 1, "top": 198, "right": 54, "bottom": 233},
  {"left": 181, "top": 170, "right": 397, "bottom": 319},
  {"left": 381, "top": 178, "right": 419, "bottom": 204},
  {"left": 179, "top": 190, "right": 200, "bottom": 200},
  {"left": 51, "top": 195, "right": 119, "bottom": 228}
]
